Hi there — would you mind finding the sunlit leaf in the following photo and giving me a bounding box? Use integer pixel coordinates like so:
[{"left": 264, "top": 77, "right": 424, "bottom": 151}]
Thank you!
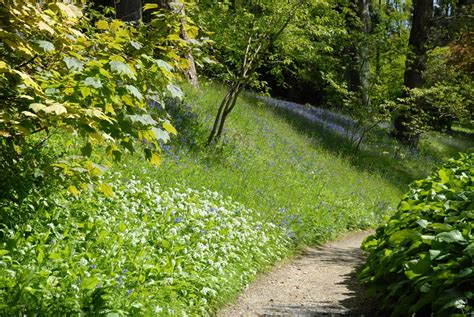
[
  {"left": 163, "top": 122, "right": 177, "bottom": 135},
  {"left": 99, "top": 183, "right": 115, "bottom": 198},
  {"left": 125, "top": 85, "right": 143, "bottom": 100},
  {"left": 150, "top": 153, "right": 161, "bottom": 166},
  {"left": 36, "top": 40, "right": 55, "bottom": 52},
  {"left": 96, "top": 20, "right": 109, "bottom": 30}
]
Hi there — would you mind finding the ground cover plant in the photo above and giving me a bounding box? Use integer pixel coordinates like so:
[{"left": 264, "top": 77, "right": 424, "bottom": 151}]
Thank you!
[
  {"left": 359, "top": 152, "right": 474, "bottom": 316},
  {"left": 0, "top": 173, "right": 289, "bottom": 315}
]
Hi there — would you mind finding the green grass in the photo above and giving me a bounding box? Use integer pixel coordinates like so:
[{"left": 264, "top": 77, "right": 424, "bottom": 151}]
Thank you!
[
  {"left": 119, "top": 83, "right": 402, "bottom": 243},
  {"left": 118, "top": 83, "right": 473, "bottom": 245}
]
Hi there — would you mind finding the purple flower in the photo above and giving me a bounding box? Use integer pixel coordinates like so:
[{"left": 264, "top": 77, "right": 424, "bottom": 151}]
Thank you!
[
  {"left": 174, "top": 217, "right": 182, "bottom": 223},
  {"left": 90, "top": 265, "right": 96, "bottom": 269}
]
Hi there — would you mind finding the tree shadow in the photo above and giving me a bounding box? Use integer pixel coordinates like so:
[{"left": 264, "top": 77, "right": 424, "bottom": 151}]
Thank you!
[
  {"left": 250, "top": 96, "right": 437, "bottom": 191},
  {"left": 257, "top": 245, "right": 376, "bottom": 317}
]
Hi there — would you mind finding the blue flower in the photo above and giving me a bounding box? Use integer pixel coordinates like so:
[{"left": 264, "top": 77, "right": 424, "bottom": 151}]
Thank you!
[
  {"left": 122, "top": 268, "right": 128, "bottom": 274},
  {"left": 174, "top": 217, "right": 182, "bottom": 223},
  {"left": 127, "top": 289, "right": 133, "bottom": 296},
  {"left": 90, "top": 265, "right": 96, "bottom": 269},
  {"left": 118, "top": 277, "right": 123, "bottom": 286}
]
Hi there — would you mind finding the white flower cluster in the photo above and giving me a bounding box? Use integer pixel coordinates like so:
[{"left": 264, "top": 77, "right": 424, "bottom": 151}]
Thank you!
[{"left": 69, "top": 173, "right": 290, "bottom": 315}]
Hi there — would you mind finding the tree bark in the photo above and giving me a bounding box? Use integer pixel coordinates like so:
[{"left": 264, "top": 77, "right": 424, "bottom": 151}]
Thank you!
[
  {"left": 393, "top": 0, "right": 433, "bottom": 146},
  {"left": 358, "top": 0, "right": 371, "bottom": 107}
]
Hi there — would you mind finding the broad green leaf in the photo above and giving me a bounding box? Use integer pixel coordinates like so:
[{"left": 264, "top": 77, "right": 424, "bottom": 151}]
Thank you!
[
  {"left": 464, "top": 243, "right": 474, "bottom": 257},
  {"left": 130, "top": 40, "right": 142, "bottom": 50},
  {"left": 166, "top": 84, "right": 183, "bottom": 99},
  {"left": 30, "top": 103, "right": 47, "bottom": 113},
  {"left": 44, "top": 103, "right": 67, "bottom": 115},
  {"left": 36, "top": 40, "right": 55, "bottom": 52},
  {"left": 0, "top": 61, "right": 9, "bottom": 73},
  {"left": 99, "top": 183, "right": 115, "bottom": 198},
  {"left": 163, "top": 122, "right": 177, "bottom": 135},
  {"left": 389, "top": 229, "right": 418, "bottom": 245},
  {"left": 110, "top": 61, "right": 135, "bottom": 78},
  {"left": 438, "top": 169, "right": 449, "bottom": 183},
  {"left": 68, "top": 185, "right": 80, "bottom": 196},
  {"left": 83, "top": 77, "right": 102, "bottom": 89},
  {"left": 56, "top": 3, "right": 82, "bottom": 18},
  {"left": 128, "top": 114, "right": 157, "bottom": 125},
  {"left": 125, "top": 85, "right": 143, "bottom": 100},
  {"left": 156, "top": 59, "right": 173, "bottom": 72},
  {"left": 151, "top": 153, "right": 161, "bottom": 166},
  {"left": 81, "top": 276, "right": 99, "bottom": 290},
  {"left": 96, "top": 20, "right": 109, "bottom": 30},
  {"left": 63, "top": 56, "right": 83, "bottom": 71},
  {"left": 436, "top": 230, "right": 465, "bottom": 243},
  {"left": 152, "top": 127, "right": 170, "bottom": 142}
]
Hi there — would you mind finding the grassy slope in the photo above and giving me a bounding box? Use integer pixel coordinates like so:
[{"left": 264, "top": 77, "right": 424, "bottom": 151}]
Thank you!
[{"left": 119, "top": 83, "right": 417, "bottom": 243}]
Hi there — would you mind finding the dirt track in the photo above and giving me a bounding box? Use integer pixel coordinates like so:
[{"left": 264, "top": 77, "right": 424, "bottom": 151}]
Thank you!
[{"left": 217, "top": 231, "right": 374, "bottom": 317}]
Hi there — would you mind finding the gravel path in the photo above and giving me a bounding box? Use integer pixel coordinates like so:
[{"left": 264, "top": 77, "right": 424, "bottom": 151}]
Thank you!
[{"left": 217, "top": 230, "right": 374, "bottom": 317}]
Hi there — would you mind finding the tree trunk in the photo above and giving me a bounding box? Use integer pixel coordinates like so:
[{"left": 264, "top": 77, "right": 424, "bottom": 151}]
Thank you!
[
  {"left": 393, "top": 0, "right": 433, "bottom": 146},
  {"left": 115, "top": 0, "right": 142, "bottom": 21},
  {"left": 358, "top": 0, "right": 371, "bottom": 107}
]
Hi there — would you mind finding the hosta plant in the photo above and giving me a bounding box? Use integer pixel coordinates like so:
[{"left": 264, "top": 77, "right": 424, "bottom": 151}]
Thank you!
[{"left": 359, "top": 152, "right": 474, "bottom": 316}]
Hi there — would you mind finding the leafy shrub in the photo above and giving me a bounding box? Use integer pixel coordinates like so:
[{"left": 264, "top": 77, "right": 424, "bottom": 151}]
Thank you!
[
  {"left": 0, "top": 1, "right": 190, "bottom": 197},
  {"left": 0, "top": 174, "right": 289, "bottom": 315},
  {"left": 359, "top": 152, "right": 474, "bottom": 316}
]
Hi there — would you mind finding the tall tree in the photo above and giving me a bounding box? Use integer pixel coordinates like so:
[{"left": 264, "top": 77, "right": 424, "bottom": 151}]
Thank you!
[{"left": 393, "top": 0, "right": 433, "bottom": 145}]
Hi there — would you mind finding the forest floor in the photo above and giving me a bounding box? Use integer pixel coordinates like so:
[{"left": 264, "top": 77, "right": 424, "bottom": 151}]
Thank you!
[{"left": 217, "top": 230, "right": 375, "bottom": 317}]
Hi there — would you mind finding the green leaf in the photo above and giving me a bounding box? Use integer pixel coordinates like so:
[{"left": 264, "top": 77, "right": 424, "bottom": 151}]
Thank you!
[
  {"left": 110, "top": 61, "right": 135, "bottom": 78},
  {"left": 166, "top": 84, "right": 183, "bottom": 99},
  {"left": 125, "top": 85, "right": 143, "bottom": 100},
  {"left": 44, "top": 103, "right": 67, "bottom": 115},
  {"left": 63, "top": 56, "right": 83, "bottom": 71},
  {"left": 163, "top": 122, "right": 177, "bottom": 135},
  {"left": 81, "top": 276, "right": 99, "bottom": 290},
  {"left": 143, "top": 3, "right": 159, "bottom": 11},
  {"left": 438, "top": 169, "right": 449, "bottom": 183},
  {"left": 83, "top": 77, "right": 103, "bottom": 89},
  {"left": 96, "top": 20, "right": 109, "bottom": 30},
  {"left": 150, "top": 153, "right": 161, "bottom": 166},
  {"left": 389, "top": 229, "right": 418, "bottom": 245},
  {"left": 0, "top": 61, "right": 9, "bottom": 73},
  {"left": 464, "top": 243, "right": 474, "bottom": 257},
  {"left": 130, "top": 40, "right": 142, "bottom": 50},
  {"left": 128, "top": 114, "right": 157, "bottom": 125},
  {"left": 99, "top": 183, "right": 115, "bottom": 198},
  {"left": 436, "top": 230, "right": 465, "bottom": 243},
  {"left": 156, "top": 59, "right": 173, "bottom": 72},
  {"left": 36, "top": 40, "right": 55, "bottom": 52},
  {"left": 152, "top": 127, "right": 170, "bottom": 142},
  {"left": 68, "top": 185, "right": 80, "bottom": 196}
]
